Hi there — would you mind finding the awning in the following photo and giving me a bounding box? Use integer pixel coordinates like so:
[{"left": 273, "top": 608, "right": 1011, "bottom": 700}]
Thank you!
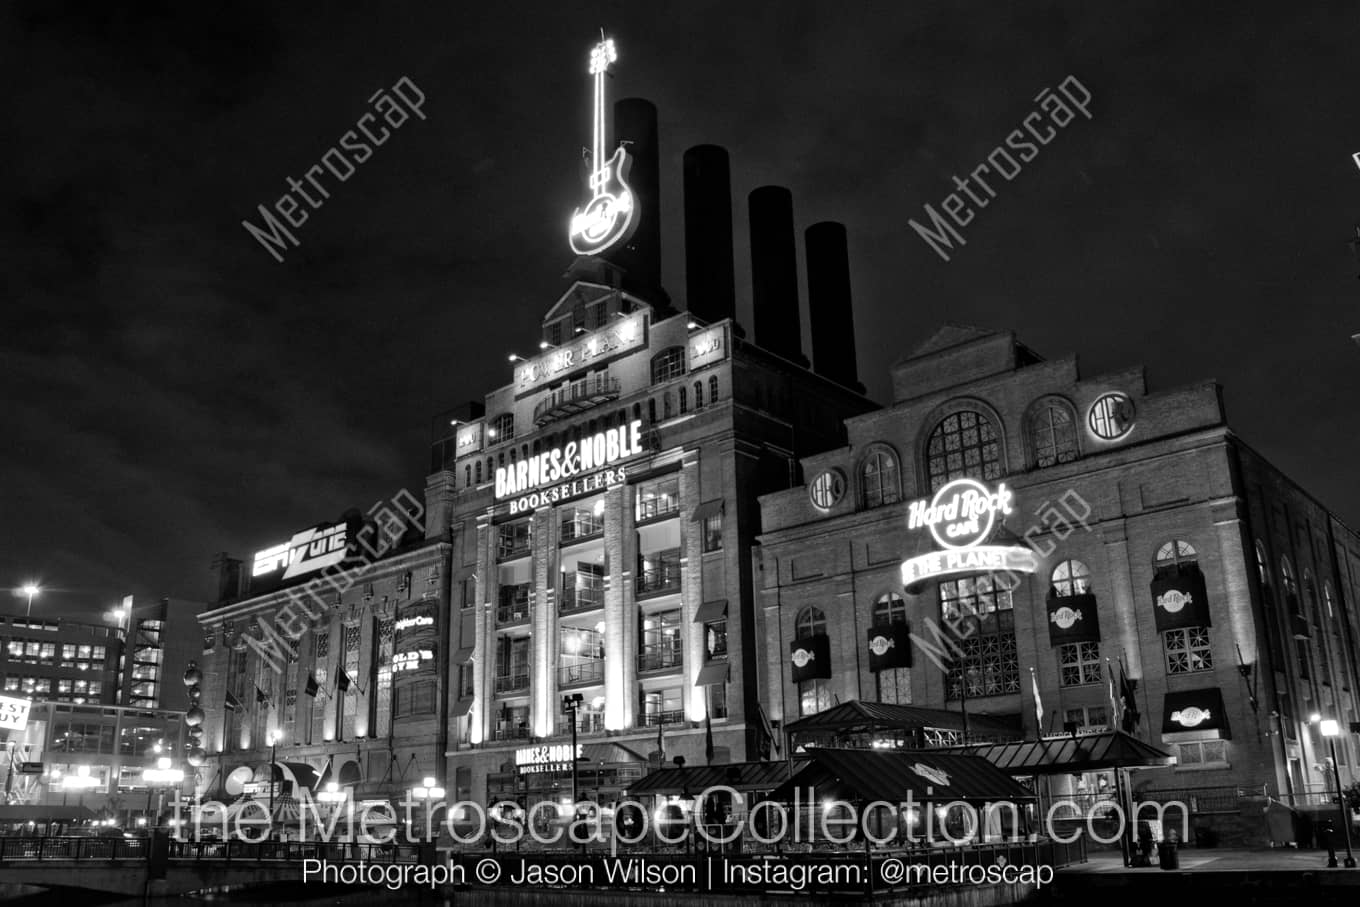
[
  {"left": 1046, "top": 593, "right": 1101, "bottom": 645},
  {"left": 867, "top": 623, "right": 912, "bottom": 672},
  {"left": 451, "top": 697, "right": 474, "bottom": 717},
  {"left": 1151, "top": 565, "right": 1211, "bottom": 632},
  {"left": 627, "top": 760, "right": 797, "bottom": 796},
  {"left": 453, "top": 646, "right": 475, "bottom": 665},
  {"left": 932, "top": 731, "right": 1175, "bottom": 775},
  {"left": 694, "top": 599, "right": 728, "bottom": 624},
  {"left": 0, "top": 805, "right": 95, "bottom": 822},
  {"left": 767, "top": 749, "right": 1037, "bottom": 804},
  {"left": 695, "top": 661, "right": 730, "bottom": 686},
  {"left": 1162, "top": 688, "right": 1229, "bottom": 740},
  {"left": 276, "top": 761, "right": 323, "bottom": 793},
  {"left": 579, "top": 742, "right": 648, "bottom": 765},
  {"left": 784, "top": 699, "right": 1021, "bottom": 741},
  {"left": 689, "top": 500, "right": 724, "bottom": 523}
]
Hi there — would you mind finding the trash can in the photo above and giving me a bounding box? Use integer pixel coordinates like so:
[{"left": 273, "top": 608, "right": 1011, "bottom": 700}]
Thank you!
[{"left": 1157, "top": 840, "right": 1179, "bottom": 870}]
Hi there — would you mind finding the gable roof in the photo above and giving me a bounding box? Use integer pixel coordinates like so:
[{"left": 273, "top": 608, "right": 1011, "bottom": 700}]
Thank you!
[
  {"left": 784, "top": 699, "right": 1021, "bottom": 740},
  {"left": 931, "top": 731, "right": 1174, "bottom": 775},
  {"left": 902, "top": 323, "right": 1001, "bottom": 360},
  {"left": 768, "top": 748, "right": 1037, "bottom": 803}
]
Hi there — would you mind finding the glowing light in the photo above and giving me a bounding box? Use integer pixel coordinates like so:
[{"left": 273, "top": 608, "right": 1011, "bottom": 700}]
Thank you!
[
  {"left": 592, "top": 499, "right": 605, "bottom": 517},
  {"left": 569, "top": 37, "right": 638, "bottom": 256},
  {"left": 591, "top": 695, "right": 605, "bottom": 709},
  {"left": 1323, "top": 719, "right": 1340, "bottom": 737},
  {"left": 901, "top": 545, "right": 1037, "bottom": 586},
  {"left": 20, "top": 583, "right": 40, "bottom": 598}
]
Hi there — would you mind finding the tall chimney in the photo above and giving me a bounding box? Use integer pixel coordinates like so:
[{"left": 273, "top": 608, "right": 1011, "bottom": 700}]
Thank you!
[
  {"left": 805, "top": 221, "right": 864, "bottom": 393},
  {"left": 609, "top": 98, "right": 668, "bottom": 306},
  {"left": 683, "top": 145, "right": 739, "bottom": 331},
  {"left": 748, "top": 185, "right": 806, "bottom": 365}
]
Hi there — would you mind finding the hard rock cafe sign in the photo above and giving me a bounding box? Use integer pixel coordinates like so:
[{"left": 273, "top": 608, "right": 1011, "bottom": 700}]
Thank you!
[
  {"left": 1157, "top": 589, "right": 1193, "bottom": 613},
  {"left": 869, "top": 635, "right": 895, "bottom": 657},
  {"left": 791, "top": 647, "right": 815, "bottom": 669},
  {"left": 901, "top": 479, "right": 1037, "bottom": 585},
  {"left": 1050, "top": 606, "right": 1083, "bottom": 630},
  {"left": 911, "top": 763, "right": 951, "bottom": 787},
  {"left": 567, "top": 37, "right": 637, "bottom": 256},
  {"left": 1170, "top": 706, "right": 1210, "bottom": 728}
]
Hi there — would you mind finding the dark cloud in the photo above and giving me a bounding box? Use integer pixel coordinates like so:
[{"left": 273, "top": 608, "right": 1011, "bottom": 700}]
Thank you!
[{"left": 3, "top": 1, "right": 1358, "bottom": 616}]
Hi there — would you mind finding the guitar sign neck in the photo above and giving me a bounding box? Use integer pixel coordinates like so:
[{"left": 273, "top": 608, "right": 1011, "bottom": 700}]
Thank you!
[{"left": 568, "top": 36, "right": 638, "bottom": 256}]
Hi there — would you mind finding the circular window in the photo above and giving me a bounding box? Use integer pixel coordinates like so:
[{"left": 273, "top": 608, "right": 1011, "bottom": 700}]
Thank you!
[
  {"left": 809, "top": 470, "right": 846, "bottom": 510},
  {"left": 1087, "top": 393, "right": 1135, "bottom": 440}
]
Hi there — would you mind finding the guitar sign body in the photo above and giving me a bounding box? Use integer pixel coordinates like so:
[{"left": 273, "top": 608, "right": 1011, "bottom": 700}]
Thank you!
[{"left": 568, "top": 37, "right": 639, "bottom": 256}]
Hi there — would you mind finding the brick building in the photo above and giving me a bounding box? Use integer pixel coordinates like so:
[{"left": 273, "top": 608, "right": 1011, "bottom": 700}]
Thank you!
[{"left": 755, "top": 324, "right": 1360, "bottom": 807}]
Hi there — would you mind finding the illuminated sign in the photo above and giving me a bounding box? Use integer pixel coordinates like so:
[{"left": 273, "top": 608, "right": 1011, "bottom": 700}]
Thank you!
[
  {"left": 688, "top": 325, "right": 727, "bottom": 371},
  {"left": 393, "top": 649, "right": 434, "bottom": 672},
  {"left": 1156, "top": 589, "right": 1193, "bottom": 614},
  {"left": 869, "top": 635, "right": 895, "bottom": 657},
  {"left": 252, "top": 521, "right": 350, "bottom": 582},
  {"left": 907, "top": 479, "right": 1014, "bottom": 549},
  {"left": 514, "top": 314, "right": 645, "bottom": 394},
  {"left": 1170, "top": 707, "right": 1210, "bottom": 729},
  {"left": 0, "top": 694, "right": 32, "bottom": 732},
  {"left": 791, "top": 647, "right": 814, "bottom": 669},
  {"left": 515, "top": 742, "right": 583, "bottom": 774},
  {"left": 1050, "top": 606, "right": 1083, "bottom": 630},
  {"left": 911, "top": 763, "right": 951, "bottom": 787},
  {"left": 455, "top": 422, "right": 484, "bottom": 455},
  {"left": 901, "top": 545, "right": 1038, "bottom": 585},
  {"left": 568, "top": 38, "right": 637, "bottom": 256},
  {"left": 395, "top": 615, "right": 434, "bottom": 632},
  {"left": 496, "top": 419, "right": 644, "bottom": 501}
]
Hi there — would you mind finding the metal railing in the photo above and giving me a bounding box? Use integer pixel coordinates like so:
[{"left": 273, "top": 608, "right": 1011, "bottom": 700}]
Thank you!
[
  {"left": 494, "top": 672, "right": 530, "bottom": 694},
  {"left": 635, "top": 496, "right": 680, "bottom": 523},
  {"left": 637, "top": 644, "right": 683, "bottom": 673},
  {"left": 559, "top": 661, "right": 605, "bottom": 687},
  {"left": 640, "top": 709, "right": 685, "bottom": 727},
  {"left": 497, "top": 585, "right": 533, "bottom": 625},
  {"left": 636, "top": 559, "right": 682, "bottom": 597},
  {"left": 560, "top": 516, "right": 604, "bottom": 544},
  {"left": 560, "top": 579, "right": 604, "bottom": 614},
  {"left": 492, "top": 725, "right": 531, "bottom": 742},
  {"left": 1132, "top": 784, "right": 1267, "bottom": 813},
  {"left": 533, "top": 377, "right": 621, "bottom": 426}
]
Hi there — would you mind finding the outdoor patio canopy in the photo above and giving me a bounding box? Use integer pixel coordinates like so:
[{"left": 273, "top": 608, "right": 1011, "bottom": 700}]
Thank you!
[
  {"left": 768, "top": 748, "right": 1038, "bottom": 805},
  {"left": 783, "top": 699, "right": 1023, "bottom": 749},
  {"left": 930, "top": 731, "right": 1174, "bottom": 776}
]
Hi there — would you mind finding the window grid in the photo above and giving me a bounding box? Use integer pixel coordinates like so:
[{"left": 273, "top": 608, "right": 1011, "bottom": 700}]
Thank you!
[
  {"left": 860, "top": 450, "right": 901, "bottom": 508},
  {"left": 941, "top": 575, "right": 1018, "bottom": 699},
  {"left": 1165, "top": 626, "right": 1213, "bottom": 674},
  {"left": 1030, "top": 401, "right": 1078, "bottom": 468},
  {"left": 1051, "top": 560, "right": 1092, "bottom": 597},
  {"left": 650, "top": 348, "right": 686, "bottom": 384},
  {"left": 926, "top": 411, "right": 1002, "bottom": 493},
  {"left": 1059, "top": 642, "right": 1102, "bottom": 686}
]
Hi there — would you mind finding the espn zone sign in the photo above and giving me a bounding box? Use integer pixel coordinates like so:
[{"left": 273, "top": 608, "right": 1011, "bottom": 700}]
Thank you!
[{"left": 252, "top": 522, "right": 349, "bottom": 582}]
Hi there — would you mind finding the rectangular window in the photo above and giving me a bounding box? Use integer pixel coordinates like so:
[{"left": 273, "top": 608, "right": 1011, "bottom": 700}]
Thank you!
[
  {"left": 497, "top": 521, "right": 532, "bottom": 560},
  {"left": 701, "top": 513, "right": 723, "bottom": 553},
  {"left": 1058, "top": 642, "right": 1102, "bottom": 686},
  {"left": 560, "top": 504, "right": 604, "bottom": 543},
  {"left": 634, "top": 475, "right": 680, "bottom": 522},
  {"left": 1165, "top": 627, "right": 1214, "bottom": 675},
  {"left": 641, "top": 688, "right": 683, "bottom": 725},
  {"left": 798, "top": 679, "right": 832, "bottom": 716},
  {"left": 1177, "top": 740, "right": 1228, "bottom": 767},
  {"left": 707, "top": 683, "right": 728, "bottom": 720},
  {"left": 639, "top": 609, "right": 683, "bottom": 671},
  {"left": 374, "top": 618, "right": 394, "bottom": 738},
  {"left": 342, "top": 624, "right": 361, "bottom": 740},
  {"left": 704, "top": 620, "right": 728, "bottom": 660},
  {"left": 461, "top": 577, "right": 475, "bottom": 609},
  {"left": 878, "top": 667, "right": 912, "bottom": 705}
]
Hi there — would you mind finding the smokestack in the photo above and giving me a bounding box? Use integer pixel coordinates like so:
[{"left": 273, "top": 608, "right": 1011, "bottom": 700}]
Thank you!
[
  {"left": 683, "top": 145, "right": 739, "bottom": 332},
  {"left": 805, "top": 221, "right": 864, "bottom": 393},
  {"left": 609, "top": 98, "right": 668, "bottom": 306},
  {"left": 748, "top": 185, "right": 806, "bottom": 365}
]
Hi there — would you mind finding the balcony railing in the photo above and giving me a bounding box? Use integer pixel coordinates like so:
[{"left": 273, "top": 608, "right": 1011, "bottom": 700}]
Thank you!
[
  {"left": 497, "top": 539, "right": 531, "bottom": 561},
  {"left": 497, "top": 586, "right": 533, "bottom": 625},
  {"left": 558, "top": 661, "right": 605, "bottom": 687},
  {"left": 635, "top": 496, "right": 680, "bottom": 523},
  {"left": 560, "top": 579, "right": 604, "bottom": 614},
  {"left": 560, "top": 516, "right": 604, "bottom": 544},
  {"left": 533, "top": 377, "right": 622, "bottom": 427},
  {"left": 492, "top": 725, "right": 531, "bottom": 742},
  {"left": 640, "top": 709, "right": 685, "bottom": 727},
  {"left": 637, "top": 644, "right": 683, "bottom": 673},
  {"left": 636, "top": 560, "right": 682, "bottom": 597},
  {"left": 494, "top": 672, "right": 530, "bottom": 694}
]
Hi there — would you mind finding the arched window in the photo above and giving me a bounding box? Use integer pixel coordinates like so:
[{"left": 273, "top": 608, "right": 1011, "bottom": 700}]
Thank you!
[
  {"left": 1255, "top": 541, "right": 1270, "bottom": 586},
  {"left": 873, "top": 593, "right": 907, "bottom": 626},
  {"left": 694, "top": 381, "right": 703, "bottom": 408},
  {"left": 633, "top": 402, "right": 642, "bottom": 421},
  {"left": 650, "top": 347, "right": 686, "bottom": 384},
  {"left": 488, "top": 413, "right": 515, "bottom": 444},
  {"left": 925, "top": 410, "right": 1002, "bottom": 492},
  {"left": 1281, "top": 556, "right": 1298, "bottom": 594},
  {"left": 1051, "top": 560, "right": 1091, "bottom": 596},
  {"left": 474, "top": 461, "right": 482, "bottom": 484},
  {"left": 466, "top": 464, "right": 472, "bottom": 487},
  {"left": 795, "top": 607, "right": 826, "bottom": 638},
  {"left": 709, "top": 376, "right": 719, "bottom": 403},
  {"left": 1324, "top": 582, "right": 1336, "bottom": 620},
  {"left": 679, "top": 387, "right": 688, "bottom": 414},
  {"left": 1154, "top": 540, "right": 1197, "bottom": 569},
  {"left": 663, "top": 393, "right": 672, "bottom": 420},
  {"left": 859, "top": 448, "right": 901, "bottom": 508},
  {"left": 1028, "top": 399, "right": 1079, "bottom": 468},
  {"left": 648, "top": 399, "right": 657, "bottom": 423}
]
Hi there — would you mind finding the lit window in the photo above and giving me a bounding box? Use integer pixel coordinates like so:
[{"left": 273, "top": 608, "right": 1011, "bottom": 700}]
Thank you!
[
  {"left": 1165, "top": 626, "right": 1213, "bottom": 674},
  {"left": 488, "top": 413, "right": 515, "bottom": 443},
  {"left": 940, "top": 574, "right": 1019, "bottom": 699},
  {"left": 809, "top": 470, "right": 846, "bottom": 510},
  {"left": 1051, "top": 560, "right": 1092, "bottom": 596},
  {"left": 872, "top": 593, "right": 907, "bottom": 626},
  {"left": 798, "top": 678, "right": 832, "bottom": 716},
  {"left": 859, "top": 448, "right": 901, "bottom": 508},
  {"left": 1029, "top": 399, "right": 1079, "bottom": 467},
  {"left": 650, "top": 347, "right": 686, "bottom": 384},
  {"left": 701, "top": 513, "right": 723, "bottom": 553},
  {"left": 1058, "top": 642, "right": 1102, "bottom": 686},
  {"left": 1088, "top": 393, "right": 1135, "bottom": 440},
  {"left": 1177, "top": 740, "right": 1228, "bottom": 767},
  {"left": 795, "top": 607, "right": 826, "bottom": 637},
  {"left": 925, "top": 411, "right": 1002, "bottom": 493},
  {"left": 709, "top": 376, "right": 719, "bottom": 404},
  {"left": 879, "top": 668, "right": 911, "bottom": 704},
  {"left": 1154, "top": 540, "right": 1197, "bottom": 570}
]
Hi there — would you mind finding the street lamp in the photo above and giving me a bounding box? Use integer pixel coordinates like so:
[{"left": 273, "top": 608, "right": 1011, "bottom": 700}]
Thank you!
[
  {"left": 1321, "top": 719, "right": 1356, "bottom": 868},
  {"left": 143, "top": 757, "right": 184, "bottom": 829},
  {"left": 562, "top": 694, "right": 584, "bottom": 809},
  {"left": 410, "top": 776, "right": 444, "bottom": 842},
  {"left": 20, "top": 583, "right": 40, "bottom": 618},
  {"left": 267, "top": 730, "right": 283, "bottom": 823}
]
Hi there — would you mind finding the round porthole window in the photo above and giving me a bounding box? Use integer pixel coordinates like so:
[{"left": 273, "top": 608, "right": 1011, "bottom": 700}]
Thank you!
[
  {"left": 1088, "top": 393, "right": 1135, "bottom": 440},
  {"left": 809, "top": 470, "right": 846, "bottom": 510}
]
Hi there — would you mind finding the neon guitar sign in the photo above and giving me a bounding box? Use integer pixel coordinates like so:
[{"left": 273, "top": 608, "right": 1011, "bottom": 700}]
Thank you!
[{"left": 568, "top": 37, "right": 638, "bottom": 256}]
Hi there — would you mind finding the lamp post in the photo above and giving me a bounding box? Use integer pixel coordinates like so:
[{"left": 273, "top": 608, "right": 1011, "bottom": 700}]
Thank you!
[
  {"left": 1321, "top": 719, "right": 1356, "bottom": 867},
  {"left": 410, "top": 776, "right": 444, "bottom": 842},
  {"left": 143, "top": 757, "right": 184, "bottom": 829},
  {"left": 562, "top": 694, "right": 583, "bottom": 810},
  {"left": 267, "top": 730, "right": 282, "bottom": 824},
  {"left": 20, "top": 583, "right": 40, "bottom": 618}
]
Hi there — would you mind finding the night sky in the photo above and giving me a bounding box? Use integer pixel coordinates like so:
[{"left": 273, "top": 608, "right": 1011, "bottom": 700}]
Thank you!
[{"left": 4, "top": 2, "right": 1358, "bottom": 620}]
